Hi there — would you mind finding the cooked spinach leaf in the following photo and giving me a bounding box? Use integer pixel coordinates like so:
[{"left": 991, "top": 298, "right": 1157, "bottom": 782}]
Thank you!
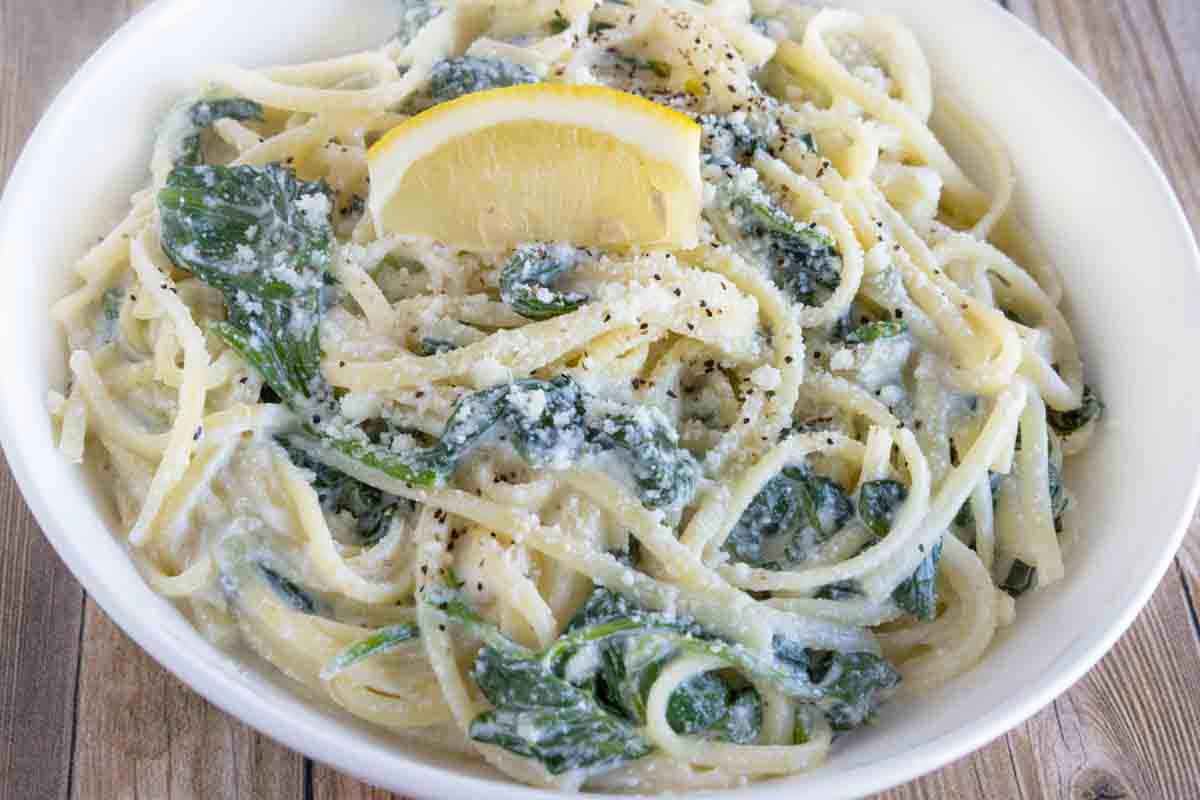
[
  {"left": 698, "top": 114, "right": 770, "bottom": 164},
  {"left": 1047, "top": 384, "right": 1103, "bottom": 436},
  {"left": 437, "top": 585, "right": 899, "bottom": 770},
  {"left": 159, "top": 161, "right": 467, "bottom": 486},
  {"left": 587, "top": 410, "right": 699, "bottom": 509},
  {"left": 725, "top": 186, "right": 842, "bottom": 307},
  {"left": 309, "top": 375, "right": 589, "bottom": 486},
  {"left": 590, "top": 630, "right": 675, "bottom": 723},
  {"left": 283, "top": 443, "right": 409, "bottom": 543},
  {"left": 804, "top": 650, "right": 900, "bottom": 730},
  {"left": 548, "top": 8, "right": 571, "bottom": 33},
  {"left": 176, "top": 98, "right": 264, "bottom": 168},
  {"left": 444, "top": 594, "right": 655, "bottom": 775},
  {"left": 159, "top": 163, "right": 335, "bottom": 412},
  {"left": 507, "top": 377, "right": 590, "bottom": 467},
  {"left": 954, "top": 471, "right": 1002, "bottom": 531},
  {"left": 667, "top": 675, "right": 762, "bottom": 743},
  {"left": 257, "top": 564, "right": 319, "bottom": 615},
  {"left": 771, "top": 636, "right": 899, "bottom": 731},
  {"left": 858, "top": 479, "right": 940, "bottom": 619},
  {"left": 285, "top": 373, "right": 693, "bottom": 499},
  {"left": 844, "top": 320, "right": 907, "bottom": 345},
  {"left": 857, "top": 479, "right": 906, "bottom": 538},
  {"left": 500, "top": 243, "right": 588, "bottom": 321},
  {"left": 1000, "top": 559, "right": 1037, "bottom": 597},
  {"left": 414, "top": 337, "right": 459, "bottom": 356},
  {"left": 1048, "top": 461, "right": 1068, "bottom": 533},
  {"left": 719, "top": 687, "right": 763, "bottom": 744},
  {"left": 725, "top": 474, "right": 797, "bottom": 567},
  {"left": 814, "top": 579, "right": 862, "bottom": 601},
  {"left": 892, "top": 540, "right": 942, "bottom": 621},
  {"left": 471, "top": 705, "right": 650, "bottom": 775},
  {"left": 394, "top": 0, "right": 442, "bottom": 47},
  {"left": 562, "top": 588, "right": 895, "bottom": 724},
  {"left": 412, "top": 57, "right": 538, "bottom": 111},
  {"left": 97, "top": 286, "right": 125, "bottom": 345},
  {"left": 706, "top": 164, "right": 841, "bottom": 308},
  {"left": 472, "top": 643, "right": 653, "bottom": 774},
  {"left": 725, "top": 466, "right": 853, "bottom": 568},
  {"left": 792, "top": 468, "right": 855, "bottom": 541},
  {"left": 667, "top": 672, "right": 731, "bottom": 735},
  {"left": 321, "top": 623, "right": 420, "bottom": 679},
  {"left": 429, "top": 376, "right": 588, "bottom": 473}
]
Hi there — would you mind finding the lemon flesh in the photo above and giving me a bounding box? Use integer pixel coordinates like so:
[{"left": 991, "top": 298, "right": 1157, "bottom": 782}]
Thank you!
[{"left": 368, "top": 84, "right": 702, "bottom": 251}]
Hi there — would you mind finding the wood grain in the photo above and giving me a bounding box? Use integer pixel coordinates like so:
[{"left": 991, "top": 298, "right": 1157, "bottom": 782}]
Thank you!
[
  {"left": 1, "top": 0, "right": 1199, "bottom": 798},
  {"left": 312, "top": 768, "right": 400, "bottom": 800},
  {"left": 70, "top": 600, "right": 304, "bottom": 800},
  {"left": 0, "top": 2, "right": 134, "bottom": 798},
  {"left": 0, "top": 458, "right": 84, "bottom": 800}
]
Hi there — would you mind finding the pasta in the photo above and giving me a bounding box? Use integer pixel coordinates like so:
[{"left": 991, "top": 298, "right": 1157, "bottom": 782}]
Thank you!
[{"left": 50, "top": 0, "right": 1104, "bottom": 792}]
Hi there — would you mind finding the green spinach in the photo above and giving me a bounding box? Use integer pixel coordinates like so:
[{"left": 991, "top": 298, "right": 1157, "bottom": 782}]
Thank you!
[
  {"left": 587, "top": 411, "right": 699, "bottom": 509},
  {"left": 322, "top": 623, "right": 420, "bottom": 679},
  {"left": 698, "top": 114, "right": 770, "bottom": 164},
  {"left": 725, "top": 466, "right": 853, "bottom": 568},
  {"left": 412, "top": 57, "right": 538, "bottom": 112},
  {"left": 771, "top": 635, "right": 899, "bottom": 731},
  {"left": 804, "top": 650, "right": 900, "bottom": 730},
  {"left": 159, "top": 163, "right": 335, "bottom": 412},
  {"left": 999, "top": 461, "right": 1069, "bottom": 596},
  {"left": 844, "top": 320, "right": 907, "bottom": 345},
  {"left": 666, "top": 672, "right": 728, "bottom": 734},
  {"left": 434, "top": 585, "right": 897, "bottom": 774},
  {"left": 320, "top": 375, "right": 589, "bottom": 485},
  {"left": 892, "top": 540, "right": 942, "bottom": 621},
  {"left": 175, "top": 98, "right": 264, "bottom": 168},
  {"left": 414, "top": 337, "right": 459, "bottom": 356},
  {"left": 860, "top": 479, "right": 941, "bottom": 620},
  {"left": 283, "top": 443, "right": 410, "bottom": 543},
  {"left": 394, "top": 0, "right": 442, "bottom": 47},
  {"left": 856, "top": 479, "right": 905, "bottom": 539},
  {"left": 1047, "top": 384, "right": 1103, "bottom": 436},
  {"left": 472, "top": 643, "right": 654, "bottom": 775},
  {"left": 548, "top": 8, "right": 570, "bottom": 33},
  {"left": 730, "top": 189, "right": 842, "bottom": 307},
  {"left": 1000, "top": 559, "right": 1037, "bottom": 597},
  {"left": 257, "top": 564, "right": 320, "bottom": 615},
  {"left": 953, "top": 471, "right": 1002, "bottom": 531},
  {"left": 499, "top": 244, "right": 588, "bottom": 321},
  {"left": 97, "top": 286, "right": 125, "bottom": 345}
]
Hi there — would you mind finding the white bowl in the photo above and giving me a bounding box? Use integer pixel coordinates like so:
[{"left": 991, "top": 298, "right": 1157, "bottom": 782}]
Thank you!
[{"left": 2, "top": 0, "right": 1198, "bottom": 797}]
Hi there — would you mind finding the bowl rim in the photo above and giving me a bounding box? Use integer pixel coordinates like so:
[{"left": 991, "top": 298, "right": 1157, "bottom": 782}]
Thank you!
[{"left": 2, "top": 0, "right": 1199, "bottom": 797}]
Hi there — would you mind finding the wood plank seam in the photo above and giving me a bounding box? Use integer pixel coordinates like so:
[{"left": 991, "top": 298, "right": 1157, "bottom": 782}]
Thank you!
[
  {"left": 1004, "top": 735, "right": 1029, "bottom": 800},
  {"left": 64, "top": 591, "right": 88, "bottom": 800},
  {"left": 1174, "top": 567, "right": 1200, "bottom": 645}
]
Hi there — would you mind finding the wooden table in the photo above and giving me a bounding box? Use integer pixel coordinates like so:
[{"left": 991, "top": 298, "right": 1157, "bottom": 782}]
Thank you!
[{"left": 3, "top": 0, "right": 1199, "bottom": 797}]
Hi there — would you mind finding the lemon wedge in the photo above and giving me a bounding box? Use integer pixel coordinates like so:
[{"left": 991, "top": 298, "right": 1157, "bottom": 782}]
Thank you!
[{"left": 367, "top": 84, "right": 702, "bottom": 250}]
